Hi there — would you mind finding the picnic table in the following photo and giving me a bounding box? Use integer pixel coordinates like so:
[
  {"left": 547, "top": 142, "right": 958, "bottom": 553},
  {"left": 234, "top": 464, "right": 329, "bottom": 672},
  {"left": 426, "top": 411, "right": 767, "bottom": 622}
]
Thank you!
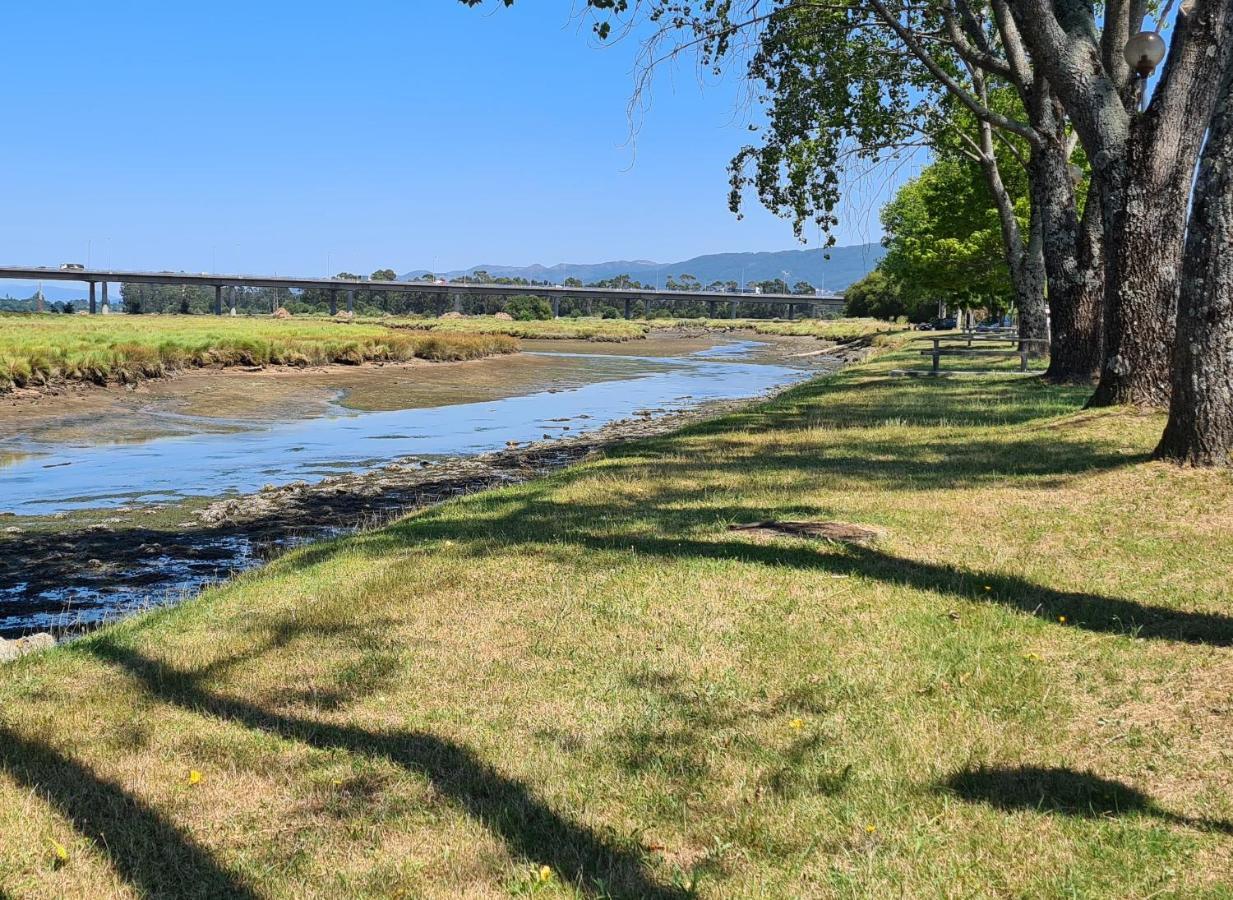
[{"left": 908, "top": 332, "right": 1049, "bottom": 374}]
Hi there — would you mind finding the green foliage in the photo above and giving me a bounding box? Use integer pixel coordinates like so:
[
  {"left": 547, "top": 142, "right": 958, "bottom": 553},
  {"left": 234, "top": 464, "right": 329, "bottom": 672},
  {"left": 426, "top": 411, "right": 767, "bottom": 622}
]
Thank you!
[
  {"left": 843, "top": 271, "right": 906, "bottom": 320},
  {"left": 504, "top": 295, "right": 554, "bottom": 321},
  {"left": 880, "top": 159, "right": 1021, "bottom": 313}
]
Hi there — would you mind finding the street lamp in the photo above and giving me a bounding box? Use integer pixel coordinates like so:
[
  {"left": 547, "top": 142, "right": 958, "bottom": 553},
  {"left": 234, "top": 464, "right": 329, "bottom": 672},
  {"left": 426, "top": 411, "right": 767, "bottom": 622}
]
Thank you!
[
  {"left": 1124, "top": 31, "right": 1166, "bottom": 111},
  {"left": 1123, "top": 31, "right": 1166, "bottom": 78}
]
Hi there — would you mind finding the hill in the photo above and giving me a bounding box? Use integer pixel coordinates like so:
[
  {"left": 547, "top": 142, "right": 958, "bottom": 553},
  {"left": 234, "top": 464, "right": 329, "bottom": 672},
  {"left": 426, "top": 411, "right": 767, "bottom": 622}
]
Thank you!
[{"left": 405, "top": 242, "right": 885, "bottom": 291}]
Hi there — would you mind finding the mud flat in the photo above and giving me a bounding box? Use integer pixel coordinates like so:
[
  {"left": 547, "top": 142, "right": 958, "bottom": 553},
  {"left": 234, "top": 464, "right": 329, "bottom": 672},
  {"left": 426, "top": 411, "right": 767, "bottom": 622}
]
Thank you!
[{"left": 0, "top": 333, "right": 867, "bottom": 637}]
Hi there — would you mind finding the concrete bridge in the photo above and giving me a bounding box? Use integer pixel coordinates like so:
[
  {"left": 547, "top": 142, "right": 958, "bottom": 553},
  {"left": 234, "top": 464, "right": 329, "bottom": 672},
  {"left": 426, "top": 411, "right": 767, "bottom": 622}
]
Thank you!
[{"left": 0, "top": 266, "right": 845, "bottom": 320}]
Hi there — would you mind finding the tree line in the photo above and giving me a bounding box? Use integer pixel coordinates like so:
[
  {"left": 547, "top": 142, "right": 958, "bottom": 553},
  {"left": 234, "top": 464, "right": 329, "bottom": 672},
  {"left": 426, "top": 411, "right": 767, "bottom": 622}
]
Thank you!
[{"left": 114, "top": 269, "right": 824, "bottom": 320}]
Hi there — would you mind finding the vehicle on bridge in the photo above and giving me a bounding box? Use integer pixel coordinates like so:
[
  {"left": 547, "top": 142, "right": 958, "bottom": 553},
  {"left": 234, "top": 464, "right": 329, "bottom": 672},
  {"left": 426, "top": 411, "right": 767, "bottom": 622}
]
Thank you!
[{"left": 59, "top": 262, "right": 85, "bottom": 271}]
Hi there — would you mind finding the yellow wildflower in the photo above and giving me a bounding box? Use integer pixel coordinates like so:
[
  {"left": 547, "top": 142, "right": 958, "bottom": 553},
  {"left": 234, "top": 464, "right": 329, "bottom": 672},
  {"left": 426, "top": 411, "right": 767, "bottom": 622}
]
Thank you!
[
  {"left": 50, "top": 839, "right": 69, "bottom": 862},
  {"left": 789, "top": 717, "right": 804, "bottom": 730},
  {"left": 537, "top": 864, "right": 554, "bottom": 883},
  {"left": 865, "top": 824, "right": 876, "bottom": 834},
  {"left": 1058, "top": 615, "right": 1068, "bottom": 624},
  {"left": 187, "top": 769, "right": 202, "bottom": 786}
]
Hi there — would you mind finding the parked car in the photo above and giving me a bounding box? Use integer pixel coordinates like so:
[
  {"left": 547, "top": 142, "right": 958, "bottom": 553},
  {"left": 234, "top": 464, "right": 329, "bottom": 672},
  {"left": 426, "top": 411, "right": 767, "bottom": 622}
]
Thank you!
[
  {"left": 916, "top": 322, "right": 934, "bottom": 331},
  {"left": 933, "top": 317, "right": 958, "bottom": 330}
]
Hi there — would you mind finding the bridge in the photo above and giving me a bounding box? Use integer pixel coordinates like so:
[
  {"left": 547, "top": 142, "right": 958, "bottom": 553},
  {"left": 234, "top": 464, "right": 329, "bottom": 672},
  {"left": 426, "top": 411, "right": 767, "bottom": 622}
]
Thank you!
[{"left": 0, "top": 266, "right": 845, "bottom": 320}]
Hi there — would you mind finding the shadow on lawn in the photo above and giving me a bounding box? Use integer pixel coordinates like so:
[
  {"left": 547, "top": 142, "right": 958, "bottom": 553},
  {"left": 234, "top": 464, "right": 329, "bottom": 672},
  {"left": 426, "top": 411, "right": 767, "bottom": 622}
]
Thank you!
[
  {"left": 943, "top": 765, "right": 1233, "bottom": 834},
  {"left": 86, "top": 637, "right": 686, "bottom": 900},
  {"left": 299, "top": 494, "right": 1233, "bottom": 647},
  {"left": 567, "top": 534, "right": 1233, "bottom": 647},
  {"left": 0, "top": 726, "right": 259, "bottom": 898}
]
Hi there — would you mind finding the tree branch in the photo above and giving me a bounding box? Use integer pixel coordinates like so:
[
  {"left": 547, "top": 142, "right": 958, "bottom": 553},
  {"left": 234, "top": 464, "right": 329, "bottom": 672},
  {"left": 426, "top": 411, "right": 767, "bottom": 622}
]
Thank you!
[{"left": 867, "top": 0, "right": 1043, "bottom": 146}]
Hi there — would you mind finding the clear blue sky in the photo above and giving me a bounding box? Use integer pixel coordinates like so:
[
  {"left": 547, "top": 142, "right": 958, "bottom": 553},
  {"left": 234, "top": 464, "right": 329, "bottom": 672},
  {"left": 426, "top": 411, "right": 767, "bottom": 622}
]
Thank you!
[{"left": 1, "top": 1, "right": 918, "bottom": 275}]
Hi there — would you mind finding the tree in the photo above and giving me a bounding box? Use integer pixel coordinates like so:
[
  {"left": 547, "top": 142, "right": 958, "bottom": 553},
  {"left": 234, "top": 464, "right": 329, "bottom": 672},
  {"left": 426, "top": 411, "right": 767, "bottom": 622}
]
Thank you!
[
  {"left": 791, "top": 281, "right": 816, "bottom": 295},
  {"left": 1006, "top": 0, "right": 1233, "bottom": 405},
  {"left": 505, "top": 295, "right": 553, "bottom": 320},
  {"left": 880, "top": 158, "right": 1021, "bottom": 317},
  {"left": 844, "top": 270, "right": 905, "bottom": 319},
  {"left": 1154, "top": 67, "right": 1233, "bottom": 465},
  {"left": 466, "top": 0, "right": 1108, "bottom": 376}
]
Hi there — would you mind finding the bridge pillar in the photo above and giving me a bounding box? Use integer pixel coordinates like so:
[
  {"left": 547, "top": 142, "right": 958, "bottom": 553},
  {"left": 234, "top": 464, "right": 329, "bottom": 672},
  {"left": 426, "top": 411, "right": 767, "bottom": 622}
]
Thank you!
[
  {"left": 88, "top": 282, "right": 96, "bottom": 314},
  {"left": 101, "top": 282, "right": 110, "bottom": 314},
  {"left": 730, "top": 299, "right": 738, "bottom": 319},
  {"left": 347, "top": 290, "right": 354, "bottom": 314},
  {"left": 708, "top": 300, "right": 716, "bottom": 319},
  {"left": 329, "top": 290, "right": 338, "bottom": 316},
  {"left": 229, "top": 286, "right": 237, "bottom": 316},
  {"left": 786, "top": 302, "right": 794, "bottom": 321},
  {"left": 214, "top": 285, "right": 223, "bottom": 315},
  {"left": 585, "top": 298, "right": 593, "bottom": 316},
  {"left": 452, "top": 293, "right": 462, "bottom": 314},
  {"left": 551, "top": 297, "right": 559, "bottom": 318},
  {"left": 624, "top": 298, "right": 632, "bottom": 320}
]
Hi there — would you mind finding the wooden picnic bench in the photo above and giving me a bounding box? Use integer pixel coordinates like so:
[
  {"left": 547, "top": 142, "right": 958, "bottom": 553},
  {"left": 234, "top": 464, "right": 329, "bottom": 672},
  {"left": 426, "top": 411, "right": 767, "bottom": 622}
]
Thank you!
[{"left": 908, "top": 333, "right": 1049, "bottom": 375}]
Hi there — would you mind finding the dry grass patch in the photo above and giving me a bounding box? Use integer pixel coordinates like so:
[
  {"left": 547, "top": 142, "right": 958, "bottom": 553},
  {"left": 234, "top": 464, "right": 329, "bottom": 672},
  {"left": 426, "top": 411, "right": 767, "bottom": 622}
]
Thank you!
[{"left": 1, "top": 342, "right": 1232, "bottom": 897}]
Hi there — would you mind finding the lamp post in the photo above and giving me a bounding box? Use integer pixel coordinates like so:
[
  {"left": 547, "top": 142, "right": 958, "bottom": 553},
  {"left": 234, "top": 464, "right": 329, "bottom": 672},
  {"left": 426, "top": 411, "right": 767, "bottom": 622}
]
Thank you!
[{"left": 1124, "top": 31, "right": 1167, "bottom": 111}]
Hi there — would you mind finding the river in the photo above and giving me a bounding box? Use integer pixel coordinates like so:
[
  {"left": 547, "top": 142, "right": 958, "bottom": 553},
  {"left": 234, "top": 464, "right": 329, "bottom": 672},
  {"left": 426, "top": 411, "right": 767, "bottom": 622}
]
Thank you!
[{"left": 0, "top": 333, "right": 836, "bottom": 635}]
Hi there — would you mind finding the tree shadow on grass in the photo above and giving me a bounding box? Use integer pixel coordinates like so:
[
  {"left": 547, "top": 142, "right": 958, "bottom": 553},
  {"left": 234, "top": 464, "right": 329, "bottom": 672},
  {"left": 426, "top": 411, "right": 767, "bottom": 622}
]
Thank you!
[
  {"left": 0, "top": 726, "right": 259, "bottom": 899},
  {"left": 565, "top": 532, "right": 1233, "bottom": 647},
  {"left": 942, "top": 766, "right": 1233, "bottom": 834},
  {"left": 87, "top": 637, "right": 685, "bottom": 900}
]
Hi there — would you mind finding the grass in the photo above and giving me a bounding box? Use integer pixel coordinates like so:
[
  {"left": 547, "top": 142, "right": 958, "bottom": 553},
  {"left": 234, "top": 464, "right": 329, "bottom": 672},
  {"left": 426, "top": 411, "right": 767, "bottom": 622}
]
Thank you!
[
  {"left": 388, "top": 315, "right": 651, "bottom": 342},
  {"left": 2, "top": 342, "right": 1232, "bottom": 897},
  {"left": 0, "top": 314, "right": 519, "bottom": 391},
  {"left": 650, "top": 317, "right": 907, "bottom": 342}
]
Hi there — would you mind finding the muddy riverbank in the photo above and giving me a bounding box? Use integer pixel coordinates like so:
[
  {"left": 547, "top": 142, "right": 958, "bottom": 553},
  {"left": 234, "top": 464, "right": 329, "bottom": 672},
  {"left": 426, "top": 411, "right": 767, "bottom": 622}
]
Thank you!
[{"left": 0, "top": 333, "right": 869, "bottom": 637}]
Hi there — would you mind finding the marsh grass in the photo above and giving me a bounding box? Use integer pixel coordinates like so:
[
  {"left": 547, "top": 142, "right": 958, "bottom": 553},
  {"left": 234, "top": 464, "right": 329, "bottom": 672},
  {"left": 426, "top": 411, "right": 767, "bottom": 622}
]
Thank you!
[
  {"left": 388, "top": 315, "right": 651, "bottom": 342},
  {"left": 0, "top": 314, "right": 517, "bottom": 391},
  {"left": 1, "top": 342, "right": 1231, "bottom": 897},
  {"left": 650, "top": 317, "right": 906, "bottom": 342},
  {"left": 387, "top": 314, "right": 902, "bottom": 344}
]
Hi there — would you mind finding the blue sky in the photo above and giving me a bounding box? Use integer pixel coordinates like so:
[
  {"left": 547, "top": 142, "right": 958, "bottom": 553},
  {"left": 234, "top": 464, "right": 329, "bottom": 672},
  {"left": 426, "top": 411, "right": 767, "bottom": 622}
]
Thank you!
[{"left": 1, "top": 1, "right": 918, "bottom": 276}]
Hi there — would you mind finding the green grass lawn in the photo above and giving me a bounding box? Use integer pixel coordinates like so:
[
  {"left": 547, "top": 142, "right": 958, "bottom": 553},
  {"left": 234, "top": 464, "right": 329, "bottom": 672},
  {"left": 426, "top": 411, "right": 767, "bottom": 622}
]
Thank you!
[
  {"left": 2, "top": 343, "right": 1231, "bottom": 897},
  {"left": 0, "top": 314, "right": 518, "bottom": 391}
]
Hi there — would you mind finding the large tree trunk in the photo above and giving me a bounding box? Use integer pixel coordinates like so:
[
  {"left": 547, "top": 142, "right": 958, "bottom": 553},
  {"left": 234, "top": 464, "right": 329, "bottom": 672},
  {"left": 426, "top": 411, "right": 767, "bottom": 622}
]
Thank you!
[
  {"left": 1030, "top": 131, "right": 1105, "bottom": 381},
  {"left": 1085, "top": 129, "right": 1188, "bottom": 407},
  {"left": 1155, "top": 70, "right": 1233, "bottom": 465},
  {"left": 1086, "top": 2, "right": 1233, "bottom": 407},
  {"left": 1007, "top": 0, "right": 1233, "bottom": 407}
]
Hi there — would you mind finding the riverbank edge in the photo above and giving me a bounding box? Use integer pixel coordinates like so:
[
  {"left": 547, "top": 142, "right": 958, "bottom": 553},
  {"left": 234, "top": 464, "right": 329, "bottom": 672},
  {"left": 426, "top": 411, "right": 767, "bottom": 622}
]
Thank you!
[{"left": 0, "top": 337, "right": 873, "bottom": 647}]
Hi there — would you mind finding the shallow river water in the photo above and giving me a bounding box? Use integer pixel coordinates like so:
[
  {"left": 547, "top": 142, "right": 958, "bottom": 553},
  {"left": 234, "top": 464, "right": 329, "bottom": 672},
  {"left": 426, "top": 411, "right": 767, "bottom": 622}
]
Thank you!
[{"left": 0, "top": 335, "right": 828, "bottom": 635}]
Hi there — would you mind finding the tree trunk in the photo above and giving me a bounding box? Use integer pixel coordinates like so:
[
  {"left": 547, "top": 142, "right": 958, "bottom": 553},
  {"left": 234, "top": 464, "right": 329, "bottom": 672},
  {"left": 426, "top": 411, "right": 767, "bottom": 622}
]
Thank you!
[
  {"left": 1086, "top": 3, "right": 1233, "bottom": 407},
  {"left": 1016, "top": 197, "right": 1050, "bottom": 354},
  {"left": 1007, "top": 0, "right": 1233, "bottom": 407},
  {"left": 1030, "top": 134, "right": 1105, "bottom": 381},
  {"left": 1085, "top": 129, "right": 1187, "bottom": 407},
  {"left": 1155, "top": 70, "right": 1233, "bottom": 465},
  {"left": 975, "top": 117, "right": 1048, "bottom": 349}
]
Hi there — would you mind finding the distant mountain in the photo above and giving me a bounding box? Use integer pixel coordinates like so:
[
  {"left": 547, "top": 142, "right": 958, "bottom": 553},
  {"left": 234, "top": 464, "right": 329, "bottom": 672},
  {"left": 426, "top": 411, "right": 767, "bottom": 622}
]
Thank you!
[
  {"left": 0, "top": 282, "right": 95, "bottom": 303},
  {"left": 404, "top": 242, "right": 885, "bottom": 292}
]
